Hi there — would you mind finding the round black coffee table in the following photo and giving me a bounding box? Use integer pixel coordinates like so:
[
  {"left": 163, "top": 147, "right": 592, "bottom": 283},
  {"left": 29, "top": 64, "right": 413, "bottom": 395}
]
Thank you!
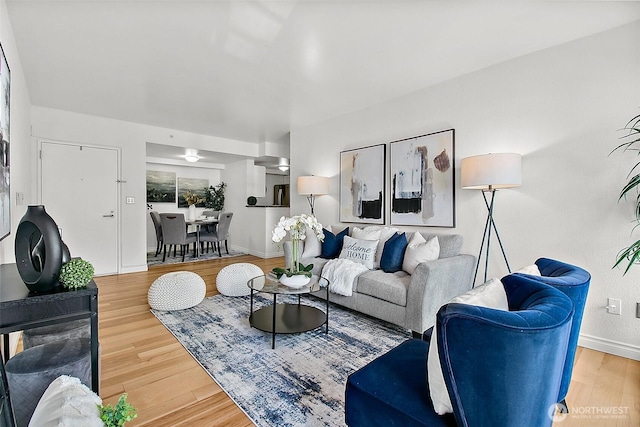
[{"left": 247, "top": 274, "right": 330, "bottom": 349}]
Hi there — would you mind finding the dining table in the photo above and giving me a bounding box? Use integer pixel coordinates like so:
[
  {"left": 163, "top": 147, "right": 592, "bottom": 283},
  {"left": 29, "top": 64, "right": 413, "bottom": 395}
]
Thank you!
[{"left": 185, "top": 217, "right": 218, "bottom": 257}]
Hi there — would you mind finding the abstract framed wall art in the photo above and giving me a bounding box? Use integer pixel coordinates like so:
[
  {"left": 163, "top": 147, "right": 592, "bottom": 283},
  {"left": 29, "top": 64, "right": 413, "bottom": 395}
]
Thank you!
[
  {"left": 390, "top": 129, "right": 455, "bottom": 227},
  {"left": 0, "top": 44, "right": 10, "bottom": 242},
  {"left": 146, "top": 170, "right": 176, "bottom": 203},
  {"left": 177, "top": 177, "right": 208, "bottom": 208},
  {"left": 340, "top": 144, "right": 385, "bottom": 224}
]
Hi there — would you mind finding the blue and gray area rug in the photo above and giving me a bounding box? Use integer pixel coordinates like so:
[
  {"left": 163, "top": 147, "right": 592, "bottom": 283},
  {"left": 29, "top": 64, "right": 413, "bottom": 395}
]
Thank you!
[{"left": 152, "top": 294, "right": 410, "bottom": 426}]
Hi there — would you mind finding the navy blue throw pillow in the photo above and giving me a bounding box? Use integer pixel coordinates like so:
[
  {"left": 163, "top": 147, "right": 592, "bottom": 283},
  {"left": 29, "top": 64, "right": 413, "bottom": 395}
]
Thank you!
[
  {"left": 380, "top": 232, "right": 408, "bottom": 273},
  {"left": 320, "top": 227, "right": 349, "bottom": 259}
]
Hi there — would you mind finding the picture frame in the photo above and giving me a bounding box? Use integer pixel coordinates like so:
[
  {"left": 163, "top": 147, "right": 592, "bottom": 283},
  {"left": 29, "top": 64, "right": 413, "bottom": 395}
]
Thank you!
[
  {"left": 390, "top": 129, "right": 455, "bottom": 227},
  {"left": 146, "top": 170, "right": 176, "bottom": 203},
  {"left": 340, "top": 144, "right": 385, "bottom": 224},
  {"left": 177, "top": 177, "right": 208, "bottom": 208},
  {"left": 0, "top": 44, "right": 10, "bottom": 242}
]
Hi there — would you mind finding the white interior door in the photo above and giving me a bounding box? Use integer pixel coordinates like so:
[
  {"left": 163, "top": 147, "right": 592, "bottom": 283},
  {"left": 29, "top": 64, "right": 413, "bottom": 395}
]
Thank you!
[{"left": 41, "top": 141, "right": 119, "bottom": 275}]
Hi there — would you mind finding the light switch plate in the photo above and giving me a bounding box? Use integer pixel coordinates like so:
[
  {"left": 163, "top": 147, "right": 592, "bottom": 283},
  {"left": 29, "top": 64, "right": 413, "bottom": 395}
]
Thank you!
[{"left": 126, "top": 196, "right": 135, "bottom": 204}]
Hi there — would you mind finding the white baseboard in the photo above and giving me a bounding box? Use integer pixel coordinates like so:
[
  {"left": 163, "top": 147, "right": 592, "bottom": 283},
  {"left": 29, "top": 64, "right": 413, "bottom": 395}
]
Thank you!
[
  {"left": 119, "top": 264, "right": 148, "bottom": 274},
  {"left": 578, "top": 333, "right": 640, "bottom": 361},
  {"left": 232, "top": 245, "right": 283, "bottom": 259}
]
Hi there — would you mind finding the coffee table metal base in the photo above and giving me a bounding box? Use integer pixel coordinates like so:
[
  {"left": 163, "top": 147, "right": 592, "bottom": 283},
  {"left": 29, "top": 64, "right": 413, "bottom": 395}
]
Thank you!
[{"left": 250, "top": 298, "right": 328, "bottom": 349}]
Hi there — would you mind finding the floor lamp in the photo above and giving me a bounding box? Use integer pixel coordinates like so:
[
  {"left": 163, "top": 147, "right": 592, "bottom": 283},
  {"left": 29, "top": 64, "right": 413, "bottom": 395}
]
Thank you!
[
  {"left": 297, "top": 175, "right": 329, "bottom": 215},
  {"left": 461, "top": 153, "right": 521, "bottom": 285}
]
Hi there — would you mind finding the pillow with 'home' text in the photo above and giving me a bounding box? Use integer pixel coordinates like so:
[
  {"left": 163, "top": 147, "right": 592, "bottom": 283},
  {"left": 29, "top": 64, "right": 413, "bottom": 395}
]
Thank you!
[{"left": 339, "top": 236, "right": 378, "bottom": 270}]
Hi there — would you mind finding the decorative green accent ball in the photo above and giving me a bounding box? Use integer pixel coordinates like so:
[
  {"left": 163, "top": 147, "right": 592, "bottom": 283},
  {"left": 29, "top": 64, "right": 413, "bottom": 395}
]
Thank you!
[{"left": 59, "top": 258, "right": 95, "bottom": 289}]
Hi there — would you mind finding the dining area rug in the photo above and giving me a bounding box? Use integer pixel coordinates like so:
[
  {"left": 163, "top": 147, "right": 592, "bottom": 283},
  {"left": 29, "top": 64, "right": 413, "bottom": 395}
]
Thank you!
[
  {"left": 152, "top": 294, "right": 410, "bottom": 426},
  {"left": 147, "top": 248, "right": 245, "bottom": 266}
]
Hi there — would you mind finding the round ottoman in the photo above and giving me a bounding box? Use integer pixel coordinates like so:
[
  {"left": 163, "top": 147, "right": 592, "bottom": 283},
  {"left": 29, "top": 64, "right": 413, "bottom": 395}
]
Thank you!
[
  {"left": 5, "top": 338, "right": 92, "bottom": 427},
  {"left": 148, "top": 271, "right": 206, "bottom": 310},
  {"left": 216, "top": 263, "right": 263, "bottom": 296}
]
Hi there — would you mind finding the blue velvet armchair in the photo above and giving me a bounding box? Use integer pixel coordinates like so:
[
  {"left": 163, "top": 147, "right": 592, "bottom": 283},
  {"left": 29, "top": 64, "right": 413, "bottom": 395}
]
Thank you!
[
  {"left": 514, "top": 258, "right": 591, "bottom": 406},
  {"left": 345, "top": 274, "right": 574, "bottom": 427}
]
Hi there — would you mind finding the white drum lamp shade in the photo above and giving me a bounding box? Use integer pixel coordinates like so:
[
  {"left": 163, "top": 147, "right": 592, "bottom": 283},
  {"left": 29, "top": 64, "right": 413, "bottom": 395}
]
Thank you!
[
  {"left": 297, "top": 175, "right": 329, "bottom": 215},
  {"left": 297, "top": 176, "right": 329, "bottom": 195},
  {"left": 460, "top": 152, "right": 522, "bottom": 285},
  {"left": 461, "top": 153, "right": 522, "bottom": 190}
]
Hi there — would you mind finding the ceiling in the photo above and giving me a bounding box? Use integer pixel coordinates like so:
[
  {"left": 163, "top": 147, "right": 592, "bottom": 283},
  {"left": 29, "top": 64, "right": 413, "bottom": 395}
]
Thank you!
[{"left": 7, "top": 1, "right": 640, "bottom": 162}]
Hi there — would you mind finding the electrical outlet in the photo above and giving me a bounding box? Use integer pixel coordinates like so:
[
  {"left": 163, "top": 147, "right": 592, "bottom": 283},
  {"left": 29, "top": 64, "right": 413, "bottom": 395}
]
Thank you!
[{"left": 607, "top": 298, "right": 622, "bottom": 315}]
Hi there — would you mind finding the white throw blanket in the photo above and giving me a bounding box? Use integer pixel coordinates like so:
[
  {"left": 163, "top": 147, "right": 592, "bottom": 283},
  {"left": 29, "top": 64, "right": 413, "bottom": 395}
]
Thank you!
[{"left": 323, "top": 258, "right": 368, "bottom": 297}]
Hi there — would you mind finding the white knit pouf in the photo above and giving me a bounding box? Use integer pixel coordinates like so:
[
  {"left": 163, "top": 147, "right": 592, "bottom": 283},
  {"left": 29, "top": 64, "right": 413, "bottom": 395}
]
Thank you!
[
  {"left": 216, "top": 263, "right": 264, "bottom": 296},
  {"left": 148, "top": 271, "right": 206, "bottom": 310}
]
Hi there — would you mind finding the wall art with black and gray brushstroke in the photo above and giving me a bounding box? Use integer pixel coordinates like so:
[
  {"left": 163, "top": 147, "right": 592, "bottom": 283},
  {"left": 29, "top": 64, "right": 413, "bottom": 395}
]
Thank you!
[
  {"left": 390, "top": 129, "right": 455, "bottom": 227},
  {"left": 340, "top": 144, "right": 385, "bottom": 224}
]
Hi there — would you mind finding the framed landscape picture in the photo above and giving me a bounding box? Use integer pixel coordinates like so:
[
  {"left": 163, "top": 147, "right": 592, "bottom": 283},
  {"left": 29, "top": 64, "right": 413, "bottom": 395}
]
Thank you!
[
  {"left": 340, "top": 144, "right": 385, "bottom": 224},
  {"left": 146, "top": 170, "right": 176, "bottom": 203},
  {"left": 390, "top": 129, "right": 455, "bottom": 227},
  {"left": 0, "top": 44, "right": 10, "bottom": 242}
]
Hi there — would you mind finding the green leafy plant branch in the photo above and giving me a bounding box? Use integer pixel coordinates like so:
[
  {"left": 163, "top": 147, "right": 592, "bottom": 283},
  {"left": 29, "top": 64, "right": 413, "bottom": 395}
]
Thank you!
[
  {"left": 59, "top": 258, "right": 94, "bottom": 289},
  {"left": 99, "top": 393, "right": 137, "bottom": 427},
  {"left": 612, "top": 113, "right": 640, "bottom": 274},
  {"left": 205, "top": 181, "right": 226, "bottom": 210},
  {"left": 272, "top": 264, "right": 314, "bottom": 278}
]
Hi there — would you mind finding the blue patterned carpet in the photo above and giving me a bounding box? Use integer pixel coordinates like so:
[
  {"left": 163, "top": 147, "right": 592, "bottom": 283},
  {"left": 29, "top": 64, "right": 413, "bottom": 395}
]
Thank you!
[{"left": 152, "top": 294, "right": 410, "bottom": 426}]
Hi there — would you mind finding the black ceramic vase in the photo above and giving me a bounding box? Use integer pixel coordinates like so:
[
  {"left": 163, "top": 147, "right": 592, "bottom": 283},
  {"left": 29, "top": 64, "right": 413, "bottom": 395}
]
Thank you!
[{"left": 14, "top": 205, "right": 67, "bottom": 292}]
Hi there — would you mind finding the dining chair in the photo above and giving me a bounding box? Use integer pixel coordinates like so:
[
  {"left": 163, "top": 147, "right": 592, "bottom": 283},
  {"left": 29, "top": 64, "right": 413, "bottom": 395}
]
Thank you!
[
  {"left": 201, "top": 210, "right": 219, "bottom": 234},
  {"left": 199, "top": 212, "right": 233, "bottom": 257},
  {"left": 149, "top": 211, "right": 163, "bottom": 256},
  {"left": 159, "top": 213, "right": 198, "bottom": 262}
]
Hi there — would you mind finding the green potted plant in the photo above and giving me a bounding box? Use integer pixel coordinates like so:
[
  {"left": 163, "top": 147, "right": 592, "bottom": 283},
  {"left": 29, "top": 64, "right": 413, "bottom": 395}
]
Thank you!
[
  {"left": 99, "top": 393, "right": 137, "bottom": 426},
  {"left": 59, "top": 258, "right": 95, "bottom": 289},
  {"left": 205, "top": 181, "right": 227, "bottom": 211},
  {"left": 612, "top": 112, "right": 640, "bottom": 274}
]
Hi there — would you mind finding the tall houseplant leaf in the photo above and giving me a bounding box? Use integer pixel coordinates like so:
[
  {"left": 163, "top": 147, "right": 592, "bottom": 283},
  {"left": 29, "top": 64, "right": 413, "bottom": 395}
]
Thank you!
[{"left": 612, "top": 113, "right": 640, "bottom": 273}]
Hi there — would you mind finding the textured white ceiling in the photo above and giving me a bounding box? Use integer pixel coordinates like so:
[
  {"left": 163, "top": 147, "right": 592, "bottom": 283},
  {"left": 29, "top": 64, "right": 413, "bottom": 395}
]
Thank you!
[{"left": 7, "top": 1, "right": 640, "bottom": 148}]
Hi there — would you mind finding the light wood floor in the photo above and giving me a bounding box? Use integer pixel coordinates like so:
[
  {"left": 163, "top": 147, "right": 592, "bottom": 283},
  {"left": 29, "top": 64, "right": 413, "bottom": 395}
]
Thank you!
[{"left": 95, "top": 255, "right": 640, "bottom": 426}]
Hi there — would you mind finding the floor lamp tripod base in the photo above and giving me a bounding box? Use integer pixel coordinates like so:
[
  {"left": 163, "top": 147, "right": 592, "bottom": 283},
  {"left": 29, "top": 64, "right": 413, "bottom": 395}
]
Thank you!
[{"left": 473, "top": 190, "right": 511, "bottom": 286}]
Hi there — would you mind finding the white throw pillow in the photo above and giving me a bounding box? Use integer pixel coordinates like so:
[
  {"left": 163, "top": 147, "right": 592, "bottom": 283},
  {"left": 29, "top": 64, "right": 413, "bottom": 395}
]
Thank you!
[
  {"left": 301, "top": 226, "right": 322, "bottom": 258},
  {"left": 402, "top": 232, "right": 440, "bottom": 274},
  {"left": 352, "top": 226, "right": 382, "bottom": 241},
  {"left": 29, "top": 375, "right": 104, "bottom": 427},
  {"left": 427, "top": 278, "right": 509, "bottom": 415},
  {"left": 338, "top": 236, "right": 378, "bottom": 270},
  {"left": 515, "top": 264, "right": 542, "bottom": 276}
]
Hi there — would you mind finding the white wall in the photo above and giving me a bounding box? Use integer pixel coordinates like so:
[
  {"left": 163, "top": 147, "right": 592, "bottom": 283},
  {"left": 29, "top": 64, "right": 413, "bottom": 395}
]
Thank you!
[
  {"left": 0, "top": 0, "right": 33, "bottom": 356},
  {"left": 0, "top": 1, "right": 32, "bottom": 265},
  {"left": 290, "top": 22, "right": 640, "bottom": 359},
  {"left": 145, "top": 162, "right": 222, "bottom": 251},
  {"left": 30, "top": 106, "right": 259, "bottom": 273}
]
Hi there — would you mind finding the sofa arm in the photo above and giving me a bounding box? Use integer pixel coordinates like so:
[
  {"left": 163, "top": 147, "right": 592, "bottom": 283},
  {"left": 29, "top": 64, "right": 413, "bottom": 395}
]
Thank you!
[{"left": 404, "top": 254, "right": 476, "bottom": 333}]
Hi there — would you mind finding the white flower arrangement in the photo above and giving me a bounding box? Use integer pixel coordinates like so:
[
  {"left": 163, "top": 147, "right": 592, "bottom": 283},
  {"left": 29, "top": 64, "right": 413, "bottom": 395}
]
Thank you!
[
  {"left": 272, "top": 214, "right": 324, "bottom": 243},
  {"left": 272, "top": 214, "right": 324, "bottom": 277}
]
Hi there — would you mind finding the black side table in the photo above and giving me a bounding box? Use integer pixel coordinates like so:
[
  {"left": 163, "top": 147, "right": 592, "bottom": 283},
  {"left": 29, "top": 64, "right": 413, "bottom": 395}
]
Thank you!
[{"left": 0, "top": 263, "right": 99, "bottom": 393}]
